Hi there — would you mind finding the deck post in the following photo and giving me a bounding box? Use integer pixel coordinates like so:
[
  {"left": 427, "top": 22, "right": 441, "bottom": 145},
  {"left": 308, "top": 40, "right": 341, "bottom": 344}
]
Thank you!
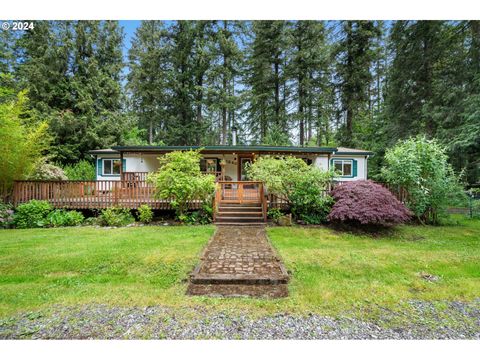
[
  {"left": 120, "top": 151, "right": 124, "bottom": 182},
  {"left": 113, "top": 181, "right": 119, "bottom": 206}
]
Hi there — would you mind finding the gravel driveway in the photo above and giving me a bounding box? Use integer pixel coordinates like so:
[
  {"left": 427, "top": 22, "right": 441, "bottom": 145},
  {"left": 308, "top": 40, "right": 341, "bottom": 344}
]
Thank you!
[{"left": 1, "top": 300, "right": 479, "bottom": 339}]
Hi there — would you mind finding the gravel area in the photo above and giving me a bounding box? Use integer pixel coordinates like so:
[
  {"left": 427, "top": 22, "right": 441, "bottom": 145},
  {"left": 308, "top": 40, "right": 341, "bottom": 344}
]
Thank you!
[{"left": 1, "top": 300, "right": 479, "bottom": 339}]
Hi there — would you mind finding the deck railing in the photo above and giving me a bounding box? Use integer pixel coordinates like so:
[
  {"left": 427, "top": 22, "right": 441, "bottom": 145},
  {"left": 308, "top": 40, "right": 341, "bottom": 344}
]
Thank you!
[
  {"left": 10, "top": 179, "right": 409, "bottom": 211},
  {"left": 11, "top": 180, "right": 204, "bottom": 210}
]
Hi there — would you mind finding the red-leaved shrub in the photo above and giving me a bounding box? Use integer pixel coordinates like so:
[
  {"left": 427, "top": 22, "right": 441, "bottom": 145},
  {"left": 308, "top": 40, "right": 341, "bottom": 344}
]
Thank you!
[{"left": 328, "top": 181, "right": 412, "bottom": 226}]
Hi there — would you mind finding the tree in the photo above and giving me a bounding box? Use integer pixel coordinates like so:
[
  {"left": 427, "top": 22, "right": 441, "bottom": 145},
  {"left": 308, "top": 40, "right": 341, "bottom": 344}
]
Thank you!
[
  {"left": 17, "top": 21, "right": 126, "bottom": 164},
  {"left": 244, "top": 21, "right": 288, "bottom": 143},
  {"left": 0, "top": 90, "right": 50, "bottom": 192},
  {"left": 128, "top": 21, "right": 170, "bottom": 144},
  {"left": 385, "top": 21, "right": 446, "bottom": 140},
  {"left": 148, "top": 150, "right": 215, "bottom": 219},
  {"left": 288, "top": 21, "right": 328, "bottom": 145},
  {"left": 334, "top": 21, "right": 380, "bottom": 147},
  {"left": 381, "top": 136, "right": 466, "bottom": 224}
]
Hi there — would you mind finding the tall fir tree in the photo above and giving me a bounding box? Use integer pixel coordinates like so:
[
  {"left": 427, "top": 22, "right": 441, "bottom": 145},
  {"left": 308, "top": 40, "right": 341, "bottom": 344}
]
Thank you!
[{"left": 334, "top": 21, "right": 380, "bottom": 147}]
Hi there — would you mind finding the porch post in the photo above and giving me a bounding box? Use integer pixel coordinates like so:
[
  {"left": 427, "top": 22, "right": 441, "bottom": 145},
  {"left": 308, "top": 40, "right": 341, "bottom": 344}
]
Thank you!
[{"left": 120, "top": 151, "right": 124, "bottom": 182}]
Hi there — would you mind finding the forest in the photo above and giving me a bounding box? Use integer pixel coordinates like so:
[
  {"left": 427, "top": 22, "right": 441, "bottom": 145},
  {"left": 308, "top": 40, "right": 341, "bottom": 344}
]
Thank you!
[{"left": 0, "top": 20, "right": 479, "bottom": 184}]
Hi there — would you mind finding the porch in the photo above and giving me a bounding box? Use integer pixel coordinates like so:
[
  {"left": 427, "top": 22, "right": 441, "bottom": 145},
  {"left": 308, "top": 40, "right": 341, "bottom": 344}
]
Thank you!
[{"left": 10, "top": 179, "right": 287, "bottom": 211}]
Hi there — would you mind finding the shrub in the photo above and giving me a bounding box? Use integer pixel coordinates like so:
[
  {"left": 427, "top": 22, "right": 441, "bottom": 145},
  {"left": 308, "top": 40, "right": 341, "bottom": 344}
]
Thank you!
[
  {"left": 98, "top": 207, "right": 135, "bottom": 227},
  {"left": 267, "top": 207, "right": 283, "bottom": 221},
  {"left": 137, "top": 204, "right": 153, "bottom": 224},
  {"left": 47, "top": 209, "right": 84, "bottom": 227},
  {"left": 247, "top": 155, "right": 334, "bottom": 223},
  {"left": 328, "top": 181, "right": 412, "bottom": 226},
  {"left": 0, "top": 202, "right": 14, "bottom": 229},
  {"left": 84, "top": 217, "right": 99, "bottom": 226},
  {"left": 14, "top": 200, "right": 53, "bottom": 228},
  {"left": 148, "top": 150, "right": 215, "bottom": 219},
  {"left": 29, "top": 160, "right": 67, "bottom": 180},
  {"left": 382, "top": 136, "right": 467, "bottom": 224},
  {"left": 179, "top": 204, "right": 213, "bottom": 225},
  {"left": 63, "top": 160, "right": 96, "bottom": 180}
]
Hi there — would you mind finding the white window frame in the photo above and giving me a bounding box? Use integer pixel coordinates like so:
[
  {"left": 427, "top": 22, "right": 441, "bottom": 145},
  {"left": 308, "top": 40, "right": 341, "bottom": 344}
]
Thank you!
[
  {"left": 333, "top": 159, "right": 353, "bottom": 177},
  {"left": 103, "top": 159, "right": 121, "bottom": 175}
]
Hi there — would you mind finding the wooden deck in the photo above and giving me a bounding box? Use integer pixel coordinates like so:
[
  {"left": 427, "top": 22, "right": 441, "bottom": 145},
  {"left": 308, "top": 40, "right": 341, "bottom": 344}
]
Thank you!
[{"left": 11, "top": 180, "right": 289, "bottom": 210}]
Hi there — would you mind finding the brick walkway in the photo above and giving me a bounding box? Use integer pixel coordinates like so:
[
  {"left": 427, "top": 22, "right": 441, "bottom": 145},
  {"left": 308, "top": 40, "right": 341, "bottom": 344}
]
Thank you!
[{"left": 187, "top": 226, "right": 289, "bottom": 298}]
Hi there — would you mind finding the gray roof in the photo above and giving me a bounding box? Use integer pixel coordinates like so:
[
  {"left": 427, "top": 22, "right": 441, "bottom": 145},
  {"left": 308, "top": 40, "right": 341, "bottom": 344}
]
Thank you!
[
  {"left": 335, "top": 147, "right": 374, "bottom": 155},
  {"left": 89, "top": 145, "right": 373, "bottom": 156}
]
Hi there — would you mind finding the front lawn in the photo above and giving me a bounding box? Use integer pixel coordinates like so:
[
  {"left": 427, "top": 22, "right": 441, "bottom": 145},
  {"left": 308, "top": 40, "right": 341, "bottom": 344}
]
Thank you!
[
  {"left": 268, "top": 216, "right": 480, "bottom": 316},
  {"left": 0, "top": 217, "right": 479, "bottom": 319},
  {"left": 0, "top": 226, "right": 214, "bottom": 316}
]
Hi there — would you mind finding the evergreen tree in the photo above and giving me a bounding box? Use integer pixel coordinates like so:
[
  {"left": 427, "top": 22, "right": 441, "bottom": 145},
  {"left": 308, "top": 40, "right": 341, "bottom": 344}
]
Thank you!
[
  {"left": 244, "top": 21, "right": 288, "bottom": 143},
  {"left": 334, "top": 21, "right": 380, "bottom": 147},
  {"left": 127, "top": 20, "right": 170, "bottom": 144},
  {"left": 288, "top": 21, "right": 328, "bottom": 145}
]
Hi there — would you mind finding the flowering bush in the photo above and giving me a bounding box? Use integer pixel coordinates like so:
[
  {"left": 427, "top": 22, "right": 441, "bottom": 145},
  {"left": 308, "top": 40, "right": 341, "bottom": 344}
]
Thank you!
[
  {"left": 328, "top": 181, "right": 412, "bottom": 226},
  {"left": 0, "top": 202, "right": 14, "bottom": 229},
  {"left": 29, "top": 160, "right": 67, "bottom": 180}
]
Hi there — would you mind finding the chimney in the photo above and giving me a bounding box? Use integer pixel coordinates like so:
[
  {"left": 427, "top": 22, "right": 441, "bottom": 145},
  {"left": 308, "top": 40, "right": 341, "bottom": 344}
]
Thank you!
[{"left": 231, "top": 125, "right": 237, "bottom": 146}]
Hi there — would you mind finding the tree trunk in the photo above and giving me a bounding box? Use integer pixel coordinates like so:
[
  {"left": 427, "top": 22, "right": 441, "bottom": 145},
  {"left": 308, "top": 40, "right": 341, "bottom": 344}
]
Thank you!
[{"left": 274, "top": 57, "right": 280, "bottom": 126}]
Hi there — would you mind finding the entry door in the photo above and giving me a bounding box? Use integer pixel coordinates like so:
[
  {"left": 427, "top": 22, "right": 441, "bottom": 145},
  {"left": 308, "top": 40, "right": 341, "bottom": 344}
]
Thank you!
[{"left": 238, "top": 156, "right": 253, "bottom": 181}]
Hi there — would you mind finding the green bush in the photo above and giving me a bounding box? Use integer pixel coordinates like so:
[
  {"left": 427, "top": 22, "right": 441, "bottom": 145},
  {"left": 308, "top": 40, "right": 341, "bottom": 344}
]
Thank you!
[
  {"left": 247, "top": 155, "right": 334, "bottom": 223},
  {"left": 14, "top": 200, "right": 53, "bottom": 228},
  {"left": 178, "top": 204, "right": 212, "bottom": 225},
  {"left": 98, "top": 207, "right": 135, "bottom": 227},
  {"left": 137, "top": 204, "right": 153, "bottom": 224},
  {"left": 47, "top": 209, "right": 84, "bottom": 227},
  {"left": 63, "top": 160, "right": 96, "bottom": 180},
  {"left": 0, "top": 202, "right": 14, "bottom": 229},
  {"left": 148, "top": 150, "right": 215, "bottom": 219},
  {"left": 382, "top": 136, "right": 467, "bottom": 224},
  {"left": 267, "top": 207, "right": 283, "bottom": 221},
  {"left": 83, "top": 217, "right": 99, "bottom": 226}
]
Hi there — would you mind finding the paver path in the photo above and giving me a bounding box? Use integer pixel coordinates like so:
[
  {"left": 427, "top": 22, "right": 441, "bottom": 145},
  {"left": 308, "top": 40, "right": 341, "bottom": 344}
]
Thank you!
[{"left": 187, "top": 226, "right": 289, "bottom": 298}]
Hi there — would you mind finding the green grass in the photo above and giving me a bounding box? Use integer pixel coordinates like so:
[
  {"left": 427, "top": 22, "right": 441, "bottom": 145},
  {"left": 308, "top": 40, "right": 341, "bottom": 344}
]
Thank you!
[
  {"left": 0, "top": 216, "right": 479, "bottom": 318},
  {"left": 0, "top": 226, "right": 214, "bottom": 316},
  {"left": 267, "top": 216, "right": 480, "bottom": 316}
]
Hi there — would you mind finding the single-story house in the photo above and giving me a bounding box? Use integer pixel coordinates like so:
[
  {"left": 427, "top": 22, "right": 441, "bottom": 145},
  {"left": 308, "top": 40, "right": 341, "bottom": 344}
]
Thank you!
[
  {"left": 12, "top": 145, "right": 372, "bottom": 222},
  {"left": 89, "top": 145, "right": 373, "bottom": 183}
]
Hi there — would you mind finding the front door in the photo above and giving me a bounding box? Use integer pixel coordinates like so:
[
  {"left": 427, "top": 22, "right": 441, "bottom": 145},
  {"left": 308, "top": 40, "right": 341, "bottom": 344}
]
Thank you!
[{"left": 238, "top": 156, "right": 253, "bottom": 181}]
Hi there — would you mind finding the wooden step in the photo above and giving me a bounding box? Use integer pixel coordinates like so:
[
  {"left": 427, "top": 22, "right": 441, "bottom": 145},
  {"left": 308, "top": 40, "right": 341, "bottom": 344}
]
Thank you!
[
  {"left": 216, "top": 211, "right": 263, "bottom": 217},
  {"left": 218, "top": 206, "right": 262, "bottom": 211},
  {"left": 187, "top": 283, "right": 288, "bottom": 298},
  {"left": 215, "top": 216, "right": 265, "bottom": 223}
]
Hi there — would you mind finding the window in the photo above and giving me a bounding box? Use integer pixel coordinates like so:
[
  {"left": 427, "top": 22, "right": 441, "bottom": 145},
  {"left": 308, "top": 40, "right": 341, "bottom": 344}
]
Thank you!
[
  {"left": 103, "top": 159, "right": 121, "bottom": 175},
  {"left": 333, "top": 159, "right": 353, "bottom": 176},
  {"left": 301, "top": 157, "right": 313, "bottom": 165},
  {"left": 200, "top": 158, "right": 218, "bottom": 173}
]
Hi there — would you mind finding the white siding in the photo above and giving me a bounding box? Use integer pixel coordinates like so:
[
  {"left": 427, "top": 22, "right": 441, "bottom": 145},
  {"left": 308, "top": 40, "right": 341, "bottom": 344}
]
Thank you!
[
  {"left": 125, "top": 154, "right": 159, "bottom": 173},
  {"left": 314, "top": 155, "right": 329, "bottom": 171}
]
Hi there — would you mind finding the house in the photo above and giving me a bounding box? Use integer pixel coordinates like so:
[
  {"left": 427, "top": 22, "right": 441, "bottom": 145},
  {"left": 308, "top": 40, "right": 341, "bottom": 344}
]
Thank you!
[
  {"left": 12, "top": 144, "right": 372, "bottom": 223},
  {"left": 89, "top": 145, "right": 373, "bottom": 183}
]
